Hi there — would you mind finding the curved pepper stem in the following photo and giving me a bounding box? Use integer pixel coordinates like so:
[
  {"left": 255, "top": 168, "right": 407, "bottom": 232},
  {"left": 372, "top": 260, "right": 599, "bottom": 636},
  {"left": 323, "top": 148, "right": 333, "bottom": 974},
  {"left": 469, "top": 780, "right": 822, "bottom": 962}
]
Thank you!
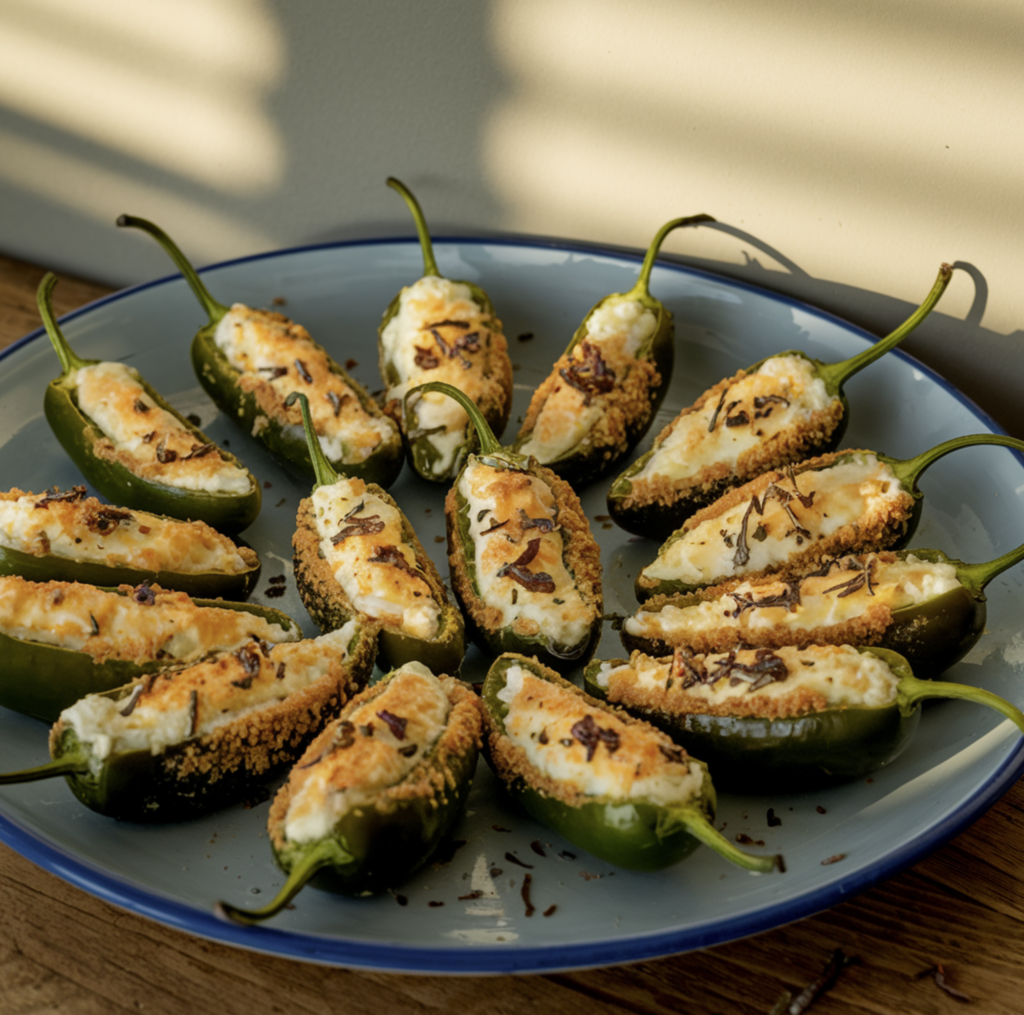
[
  {"left": 284, "top": 391, "right": 340, "bottom": 490},
  {"left": 387, "top": 178, "right": 441, "bottom": 279},
  {"left": 887, "top": 433, "right": 1024, "bottom": 492},
  {"left": 898, "top": 674, "right": 1024, "bottom": 735},
  {"left": 957, "top": 536, "right": 1024, "bottom": 596},
  {"left": 37, "top": 273, "right": 89, "bottom": 377},
  {"left": 0, "top": 753, "right": 89, "bottom": 785},
  {"left": 624, "top": 214, "right": 716, "bottom": 306},
  {"left": 658, "top": 804, "right": 785, "bottom": 874},
  {"left": 214, "top": 839, "right": 355, "bottom": 926},
  {"left": 116, "top": 214, "right": 229, "bottom": 328},
  {"left": 816, "top": 263, "right": 954, "bottom": 393},
  {"left": 406, "top": 380, "right": 522, "bottom": 468}
]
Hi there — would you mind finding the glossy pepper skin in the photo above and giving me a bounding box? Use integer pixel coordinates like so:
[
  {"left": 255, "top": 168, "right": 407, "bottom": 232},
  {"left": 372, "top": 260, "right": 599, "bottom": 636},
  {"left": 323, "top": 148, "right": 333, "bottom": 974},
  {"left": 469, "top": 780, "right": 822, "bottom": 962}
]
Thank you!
[
  {"left": 0, "top": 486, "right": 261, "bottom": 601},
  {"left": 608, "top": 264, "right": 955, "bottom": 539},
  {"left": 635, "top": 432, "right": 1024, "bottom": 601},
  {"left": 39, "top": 274, "right": 262, "bottom": 533},
  {"left": 513, "top": 214, "right": 715, "bottom": 486},
  {"left": 116, "top": 215, "right": 403, "bottom": 489},
  {"left": 584, "top": 645, "right": 1024, "bottom": 792},
  {"left": 0, "top": 623, "right": 379, "bottom": 822},
  {"left": 481, "top": 653, "right": 783, "bottom": 873},
  {"left": 215, "top": 663, "right": 483, "bottom": 924},
  {"left": 377, "top": 178, "right": 513, "bottom": 483},
  {"left": 410, "top": 381, "right": 603, "bottom": 672},
  {"left": 0, "top": 579, "right": 302, "bottom": 722},
  {"left": 287, "top": 392, "right": 465, "bottom": 674},
  {"left": 623, "top": 541, "right": 1024, "bottom": 678}
]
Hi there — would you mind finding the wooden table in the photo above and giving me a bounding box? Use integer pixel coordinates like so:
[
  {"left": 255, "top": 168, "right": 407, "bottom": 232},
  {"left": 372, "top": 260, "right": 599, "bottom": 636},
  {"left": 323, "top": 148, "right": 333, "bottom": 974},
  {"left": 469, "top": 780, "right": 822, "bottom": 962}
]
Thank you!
[{"left": 2, "top": 254, "right": 1023, "bottom": 1015}]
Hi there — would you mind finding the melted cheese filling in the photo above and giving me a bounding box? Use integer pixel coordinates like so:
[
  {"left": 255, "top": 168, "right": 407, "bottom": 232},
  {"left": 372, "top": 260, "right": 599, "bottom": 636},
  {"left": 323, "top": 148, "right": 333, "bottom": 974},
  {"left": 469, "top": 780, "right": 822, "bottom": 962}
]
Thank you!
[
  {"left": 642, "top": 454, "right": 905, "bottom": 587},
  {"left": 312, "top": 478, "right": 440, "bottom": 640},
  {"left": 74, "top": 362, "right": 250, "bottom": 494},
  {"left": 518, "top": 297, "right": 656, "bottom": 462},
  {"left": 213, "top": 304, "right": 394, "bottom": 464},
  {"left": 0, "top": 576, "right": 297, "bottom": 661},
  {"left": 379, "top": 275, "right": 496, "bottom": 477},
  {"left": 0, "top": 490, "right": 249, "bottom": 574},
  {"left": 595, "top": 645, "right": 899, "bottom": 712},
  {"left": 635, "top": 356, "right": 832, "bottom": 483},
  {"left": 459, "top": 459, "right": 595, "bottom": 651},
  {"left": 497, "top": 666, "right": 703, "bottom": 806},
  {"left": 61, "top": 623, "right": 359, "bottom": 762},
  {"left": 283, "top": 662, "right": 451, "bottom": 842},
  {"left": 627, "top": 554, "right": 960, "bottom": 642}
]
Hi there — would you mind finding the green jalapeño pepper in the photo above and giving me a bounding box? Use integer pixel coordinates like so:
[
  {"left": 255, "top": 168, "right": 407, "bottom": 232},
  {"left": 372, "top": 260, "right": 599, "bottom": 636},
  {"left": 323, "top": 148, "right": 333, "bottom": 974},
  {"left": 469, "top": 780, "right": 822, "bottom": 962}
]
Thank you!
[
  {"left": 116, "top": 215, "right": 403, "bottom": 488},
  {"left": 635, "top": 432, "right": 1024, "bottom": 600},
  {"left": 409, "top": 381, "right": 603, "bottom": 672},
  {"left": 513, "top": 214, "right": 715, "bottom": 487},
  {"left": 585, "top": 644, "right": 1024, "bottom": 792},
  {"left": 377, "top": 178, "right": 514, "bottom": 483},
  {"left": 39, "top": 274, "right": 261, "bottom": 532},
  {"left": 481, "top": 653, "right": 784, "bottom": 873},
  {"left": 623, "top": 541, "right": 1024, "bottom": 677},
  {"left": 0, "top": 485, "right": 261, "bottom": 600},
  {"left": 287, "top": 392, "right": 465, "bottom": 674},
  {"left": 215, "top": 661, "right": 483, "bottom": 924},
  {"left": 609, "top": 263, "right": 955, "bottom": 539},
  {"left": 0, "top": 574, "right": 301, "bottom": 722},
  {"left": 0, "top": 622, "right": 379, "bottom": 822}
]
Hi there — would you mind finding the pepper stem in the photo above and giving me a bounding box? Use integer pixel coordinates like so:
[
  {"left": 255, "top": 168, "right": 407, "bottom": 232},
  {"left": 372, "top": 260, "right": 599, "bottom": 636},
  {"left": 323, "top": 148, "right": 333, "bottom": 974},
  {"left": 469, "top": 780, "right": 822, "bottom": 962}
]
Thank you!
[
  {"left": 816, "top": 264, "right": 954, "bottom": 393},
  {"left": 888, "top": 433, "right": 1024, "bottom": 492},
  {"left": 214, "top": 839, "right": 355, "bottom": 926},
  {"left": 0, "top": 753, "right": 89, "bottom": 785},
  {"left": 37, "top": 273, "right": 89, "bottom": 377},
  {"left": 116, "top": 214, "right": 229, "bottom": 327},
  {"left": 957, "top": 537, "right": 1024, "bottom": 596},
  {"left": 624, "top": 214, "right": 716, "bottom": 303},
  {"left": 659, "top": 804, "right": 785, "bottom": 874},
  {"left": 407, "top": 381, "right": 506, "bottom": 459},
  {"left": 387, "top": 178, "right": 441, "bottom": 278},
  {"left": 898, "top": 674, "right": 1024, "bottom": 735},
  {"left": 284, "top": 392, "right": 339, "bottom": 489}
]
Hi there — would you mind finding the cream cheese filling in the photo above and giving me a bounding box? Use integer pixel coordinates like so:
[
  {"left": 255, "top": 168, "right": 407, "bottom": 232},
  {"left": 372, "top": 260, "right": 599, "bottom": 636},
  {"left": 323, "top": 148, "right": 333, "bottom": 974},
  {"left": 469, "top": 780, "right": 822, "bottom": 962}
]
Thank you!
[
  {"left": 497, "top": 665, "right": 703, "bottom": 806},
  {"left": 642, "top": 454, "right": 905, "bottom": 587},
  {"left": 74, "top": 362, "right": 251, "bottom": 495},
  {"left": 283, "top": 662, "right": 451, "bottom": 842},
  {"left": 311, "top": 478, "right": 440, "bottom": 641}
]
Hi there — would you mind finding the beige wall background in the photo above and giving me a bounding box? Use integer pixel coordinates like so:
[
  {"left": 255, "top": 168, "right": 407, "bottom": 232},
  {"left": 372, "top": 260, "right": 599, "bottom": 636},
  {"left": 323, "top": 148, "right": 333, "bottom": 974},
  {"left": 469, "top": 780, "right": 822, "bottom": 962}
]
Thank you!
[{"left": 3, "top": 0, "right": 1023, "bottom": 433}]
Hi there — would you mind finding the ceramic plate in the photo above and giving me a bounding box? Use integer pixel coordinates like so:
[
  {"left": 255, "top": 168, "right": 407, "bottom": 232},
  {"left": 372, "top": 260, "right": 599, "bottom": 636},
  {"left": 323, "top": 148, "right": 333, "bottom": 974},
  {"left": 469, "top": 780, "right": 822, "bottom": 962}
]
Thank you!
[{"left": 2, "top": 238, "right": 1023, "bottom": 974}]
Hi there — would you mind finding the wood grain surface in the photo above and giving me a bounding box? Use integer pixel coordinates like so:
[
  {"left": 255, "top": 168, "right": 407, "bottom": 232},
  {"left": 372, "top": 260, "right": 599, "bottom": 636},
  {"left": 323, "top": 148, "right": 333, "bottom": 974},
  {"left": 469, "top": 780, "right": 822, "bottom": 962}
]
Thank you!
[{"left": 2, "top": 253, "right": 1023, "bottom": 1015}]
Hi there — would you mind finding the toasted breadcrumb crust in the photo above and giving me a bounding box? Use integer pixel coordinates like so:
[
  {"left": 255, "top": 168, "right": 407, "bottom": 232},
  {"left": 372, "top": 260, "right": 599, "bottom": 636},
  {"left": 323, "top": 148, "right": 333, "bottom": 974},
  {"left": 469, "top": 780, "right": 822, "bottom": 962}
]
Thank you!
[
  {"left": 519, "top": 352, "right": 660, "bottom": 471},
  {"left": 444, "top": 461, "right": 603, "bottom": 640},
  {"left": 483, "top": 653, "right": 688, "bottom": 809},
  {"left": 268, "top": 675, "right": 483, "bottom": 852},
  {"left": 603, "top": 649, "right": 833, "bottom": 720},
  {"left": 636, "top": 450, "right": 916, "bottom": 595},
  {"left": 292, "top": 485, "right": 452, "bottom": 636},
  {"left": 625, "top": 590, "right": 893, "bottom": 658}
]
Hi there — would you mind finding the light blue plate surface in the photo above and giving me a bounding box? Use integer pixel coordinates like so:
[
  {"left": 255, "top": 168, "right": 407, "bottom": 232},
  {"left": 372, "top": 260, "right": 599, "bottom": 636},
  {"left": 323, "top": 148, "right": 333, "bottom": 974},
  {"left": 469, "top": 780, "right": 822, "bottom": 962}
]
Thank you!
[{"left": 2, "top": 238, "right": 1023, "bottom": 974}]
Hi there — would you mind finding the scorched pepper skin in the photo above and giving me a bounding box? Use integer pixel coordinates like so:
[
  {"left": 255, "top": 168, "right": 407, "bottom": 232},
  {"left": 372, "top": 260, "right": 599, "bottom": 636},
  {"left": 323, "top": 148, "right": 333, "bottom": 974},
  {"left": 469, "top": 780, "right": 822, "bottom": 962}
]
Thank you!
[
  {"left": 0, "top": 487, "right": 262, "bottom": 601},
  {"left": 0, "top": 580, "right": 302, "bottom": 723},
  {"left": 38, "top": 274, "right": 262, "bottom": 533},
  {"left": 409, "top": 381, "right": 603, "bottom": 673},
  {"left": 634, "top": 432, "right": 1024, "bottom": 601},
  {"left": 215, "top": 663, "right": 483, "bottom": 924},
  {"left": 608, "top": 263, "right": 955, "bottom": 539},
  {"left": 116, "top": 215, "right": 404, "bottom": 489},
  {"left": 0, "top": 623, "right": 379, "bottom": 822},
  {"left": 481, "top": 653, "right": 783, "bottom": 873},
  {"left": 584, "top": 645, "right": 1024, "bottom": 792},
  {"left": 287, "top": 392, "right": 466, "bottom": 675},
  {"left": 513, "top": 214, "right": 715, "bottom": 486}
]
